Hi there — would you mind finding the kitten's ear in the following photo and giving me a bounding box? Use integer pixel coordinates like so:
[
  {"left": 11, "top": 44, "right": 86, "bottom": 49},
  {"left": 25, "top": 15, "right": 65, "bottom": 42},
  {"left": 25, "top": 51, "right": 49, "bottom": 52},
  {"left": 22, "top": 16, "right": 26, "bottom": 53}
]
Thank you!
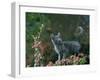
[{"left": 57, "top": 32, "right": 61, "bottom": 36}]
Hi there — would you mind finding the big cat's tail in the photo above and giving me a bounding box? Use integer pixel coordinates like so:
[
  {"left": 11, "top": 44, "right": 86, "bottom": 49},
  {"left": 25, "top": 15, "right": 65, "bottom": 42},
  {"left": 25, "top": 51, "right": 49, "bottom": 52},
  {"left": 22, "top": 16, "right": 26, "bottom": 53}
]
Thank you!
[
  {"left": 74, "top": 26, "right": 84, "bottom": 36},
  {"left": 74, "top": 26, "right": 84, "bottom": 42}
]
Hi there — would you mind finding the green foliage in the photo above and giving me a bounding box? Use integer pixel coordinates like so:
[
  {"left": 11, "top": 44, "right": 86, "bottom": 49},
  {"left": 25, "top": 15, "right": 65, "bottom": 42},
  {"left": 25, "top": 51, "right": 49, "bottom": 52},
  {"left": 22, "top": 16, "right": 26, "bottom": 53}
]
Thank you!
[
  {"left": 79, "top": 57, "right": 87, "bottom": 64},
  {"left": 26, "top": 12, "right": 89, "bottom": 67}
]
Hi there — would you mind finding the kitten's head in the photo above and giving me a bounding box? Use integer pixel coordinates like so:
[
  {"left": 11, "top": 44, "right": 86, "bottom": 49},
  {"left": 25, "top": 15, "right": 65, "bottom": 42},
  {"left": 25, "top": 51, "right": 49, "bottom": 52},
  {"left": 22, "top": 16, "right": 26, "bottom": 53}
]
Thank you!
[{"left": 51, "top": 32, "right": 63, "bottom": 44}]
